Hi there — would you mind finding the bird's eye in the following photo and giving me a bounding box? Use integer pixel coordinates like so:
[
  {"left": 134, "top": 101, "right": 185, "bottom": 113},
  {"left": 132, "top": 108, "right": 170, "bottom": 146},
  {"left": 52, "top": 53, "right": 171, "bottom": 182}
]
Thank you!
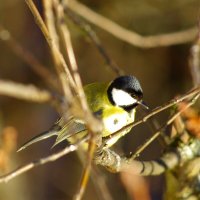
[{"left": 131, "top": 94, "right": 136, "bottom": 98}]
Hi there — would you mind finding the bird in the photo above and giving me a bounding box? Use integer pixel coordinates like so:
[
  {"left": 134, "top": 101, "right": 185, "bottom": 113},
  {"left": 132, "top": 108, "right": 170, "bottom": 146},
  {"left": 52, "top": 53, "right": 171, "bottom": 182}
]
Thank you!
[{"left": 17, "top": 75, "right": 148, "bottom": 152}]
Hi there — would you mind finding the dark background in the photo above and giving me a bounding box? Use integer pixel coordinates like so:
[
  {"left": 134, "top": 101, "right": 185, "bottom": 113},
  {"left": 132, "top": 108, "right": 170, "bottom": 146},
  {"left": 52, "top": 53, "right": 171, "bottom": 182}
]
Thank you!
[{"left": 0, "top": 0, "right": 200, "bottom": 199}]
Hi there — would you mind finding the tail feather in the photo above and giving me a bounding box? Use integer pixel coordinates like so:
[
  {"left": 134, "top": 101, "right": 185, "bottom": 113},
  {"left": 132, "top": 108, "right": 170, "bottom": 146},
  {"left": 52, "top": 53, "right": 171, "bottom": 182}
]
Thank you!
[
  {"left": 17, "top": 129, "right": 58, "bottom": 152},
  {"left": 17, "top": 117, "right": 87, "bottom": 152}
]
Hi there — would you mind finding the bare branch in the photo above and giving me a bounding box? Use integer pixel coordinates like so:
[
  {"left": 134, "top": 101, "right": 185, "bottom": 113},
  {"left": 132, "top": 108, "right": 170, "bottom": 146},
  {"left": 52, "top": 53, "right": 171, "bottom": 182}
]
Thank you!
[
  {"left": 67, "top": 0, "right": 197, "bottom": 48},
  {"left": 189, "top": 22, "right": 200, "bottom": 87},
  {"left": 43, "top": 0, "right": 77, "bottom": 101},
  {"left": 53, "top": 3, "right": 102, "bottom": 199},
  {"left": 43, "top": 0, "right": 60, "bottom": 48},
  {"left": 131, "top": 93, "right": 200, "bottom": 160},
  {"left": 25, "top": 0, "right": 76, "bottom": 99},
  {"left": 0, "top": 136, "right": 89, "bottom": 183},
  {"left": 75, "top": 136, "right": 96, "bottom": 200},
  {"left": 54, "top": 1, "right": 90, "bottom": 114},
  {"left": 63, "top": 6, "right": 124, "bottom": 76},
  {"left": 53, "top": 0, "right": 102, "bottom": 133},
  {"left": 0, "top": 80, "right": 54, "bottom": 103}
]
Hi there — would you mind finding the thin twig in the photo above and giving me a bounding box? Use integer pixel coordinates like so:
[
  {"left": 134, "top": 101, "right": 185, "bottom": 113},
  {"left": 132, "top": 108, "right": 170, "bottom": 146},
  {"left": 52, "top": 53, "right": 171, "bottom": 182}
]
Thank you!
[
  {"left": 25, "top": 0, "right": 76, "bottom": 99},
  {"left": 25, "top": 0, "right": 51, "bottom": 49},
  {"left": 54, "top": 1, "right": 90, "bottom": 115},
  {"left": 63, "top": 6, "right": 124, "bottom": 76},
  {"left": 53, "top": 3, "right": 102, "bottom": 199},
  {"left": 131, "top": 93, "right": 200, "bottom": 160},
  {"left": 53, "top": 0, "right": 102, "bottom": 134},
  {"left": 189, "top": 22, "right": 200, "bottom": 87},
  {"left": 67, "top": 0, "right": 197, "bottom": 48},
  {"left": 0, "top": 136, "right": 89, "bottom": 183},
  {"left": 0, "top": 80, "right": 53, "bottom": 103},
  {"left": 74, "top": 136, "right": 96, "bottom": 200},
  {"left": 43, "top": 0, "right": 60, "bottom": 49},
  {"left": 103, "top": 87, "right": 200, "bottom": 148},
  {"left": 42, "top": 0, "right": 75, "bottom": 100}
]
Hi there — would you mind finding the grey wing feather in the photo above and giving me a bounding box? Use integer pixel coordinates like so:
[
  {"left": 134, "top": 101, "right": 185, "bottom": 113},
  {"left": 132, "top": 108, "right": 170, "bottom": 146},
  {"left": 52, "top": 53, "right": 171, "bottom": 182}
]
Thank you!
[
  {"left": 53, "top": 119, "right": 86, "bottom": 147},
  {"left": 53, "top": 109, "right": 103, "bottom": 146}
]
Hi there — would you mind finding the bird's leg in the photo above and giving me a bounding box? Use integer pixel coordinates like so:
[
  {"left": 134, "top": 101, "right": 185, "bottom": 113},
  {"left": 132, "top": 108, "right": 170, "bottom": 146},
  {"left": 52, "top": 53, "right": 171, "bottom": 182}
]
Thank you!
[{"left": 94, "top": 148, "right": 123, "bottom": 173}]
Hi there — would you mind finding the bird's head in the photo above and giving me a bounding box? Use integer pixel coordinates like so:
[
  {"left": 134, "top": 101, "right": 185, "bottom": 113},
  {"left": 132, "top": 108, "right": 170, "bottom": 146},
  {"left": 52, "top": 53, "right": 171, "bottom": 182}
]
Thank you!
[{"left": 107, "top": 75, "right": 148, "bottom": 111}]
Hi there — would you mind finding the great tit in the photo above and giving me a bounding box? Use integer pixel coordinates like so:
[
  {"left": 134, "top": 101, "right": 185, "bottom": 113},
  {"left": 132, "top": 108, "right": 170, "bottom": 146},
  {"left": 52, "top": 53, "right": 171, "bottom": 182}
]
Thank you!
[{"left": 18, "top": 75, "right": 147, "bottom": 151}]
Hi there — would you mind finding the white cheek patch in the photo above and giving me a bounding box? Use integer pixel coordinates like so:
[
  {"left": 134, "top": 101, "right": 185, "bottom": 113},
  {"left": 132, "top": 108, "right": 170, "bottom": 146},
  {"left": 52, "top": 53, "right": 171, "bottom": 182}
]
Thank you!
[{"left": 112, "top": 88, "right": 137, "bottom": 106}]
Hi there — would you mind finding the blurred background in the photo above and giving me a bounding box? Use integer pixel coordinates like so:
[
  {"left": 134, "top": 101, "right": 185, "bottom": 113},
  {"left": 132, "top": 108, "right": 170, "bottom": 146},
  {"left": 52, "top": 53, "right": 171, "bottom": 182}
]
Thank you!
[{"left": 0, "top": 0, "right": 200, "bottom": 199}]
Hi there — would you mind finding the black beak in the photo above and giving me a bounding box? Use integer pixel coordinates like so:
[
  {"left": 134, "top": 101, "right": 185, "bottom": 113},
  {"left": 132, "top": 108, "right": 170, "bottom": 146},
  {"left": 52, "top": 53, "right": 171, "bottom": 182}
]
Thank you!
[{"left": 137, "top": 100, "right": 149, "bottom": 110}]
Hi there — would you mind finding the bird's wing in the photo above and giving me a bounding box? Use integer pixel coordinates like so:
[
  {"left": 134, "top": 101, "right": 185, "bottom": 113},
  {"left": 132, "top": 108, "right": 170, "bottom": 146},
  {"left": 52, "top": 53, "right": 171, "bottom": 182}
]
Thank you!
[
  {"left": 53, "top": 118, "right": 86, "bottom": 146},
  {"left": 53, "top": 109, "right": 104, "bottom": 146}
]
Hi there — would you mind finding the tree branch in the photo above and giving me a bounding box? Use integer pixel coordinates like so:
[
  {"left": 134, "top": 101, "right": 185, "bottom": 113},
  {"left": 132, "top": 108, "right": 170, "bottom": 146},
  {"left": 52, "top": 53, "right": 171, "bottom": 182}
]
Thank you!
[
  {"left": 0, "top": 80, "right": 54, "bottom": 103},
  {"left": 67, "top": 0, "right": 197, "bottom": 48}
]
